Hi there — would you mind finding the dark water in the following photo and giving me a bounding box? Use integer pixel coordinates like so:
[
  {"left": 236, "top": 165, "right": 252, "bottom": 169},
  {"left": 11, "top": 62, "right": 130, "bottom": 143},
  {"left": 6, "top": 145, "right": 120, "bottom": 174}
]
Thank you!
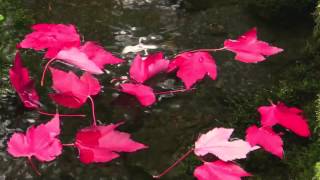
[{"left": 0, "top": 0, "right": 316, "bottom": 179}]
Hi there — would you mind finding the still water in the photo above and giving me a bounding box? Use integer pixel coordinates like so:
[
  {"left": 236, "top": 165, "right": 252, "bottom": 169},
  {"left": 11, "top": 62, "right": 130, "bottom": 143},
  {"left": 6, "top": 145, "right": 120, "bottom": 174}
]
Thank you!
[{"left": 0, "top": 0, "right": 315, "bottom": 179}]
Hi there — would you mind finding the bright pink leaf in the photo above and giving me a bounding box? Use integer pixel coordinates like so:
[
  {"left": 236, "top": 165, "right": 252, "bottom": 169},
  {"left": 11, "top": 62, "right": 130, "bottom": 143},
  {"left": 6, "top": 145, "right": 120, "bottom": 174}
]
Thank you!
[
  {"left": 258, "top": 102, "right": 311, "bottom": 137},
  {"left": 9, "top": 51, "right": 40, "bottom": 108},
  {"left": 168, "top": 52, "right": 217, "bottom": 89},
  {"left": 7, "top": 114, "right": 62, "bottom": 161},
  {"left": 120, "top": 83, "right": 156, "bottom": 106},
  {"left": 55, "top": 42, "right": 124, "bottom": 74},
  {"left": 74, "top": 122, "right": 147, "bottom": 164},
  {"left": 224, "top": 27, "right": 283, "bottom": 63},
  {"left": 246, "top": 125, "right": 283, "bottom": 158},
  {"left": 19, "top": 23, "right": 81, "bottom": 58},
  {"left": 80, "top": 42, "right": 124, "bottom": 69},
  {"left": 129, "top": 52, "right": 169, "bottom": 83},
  {"left": 49, "top": 68, "right": 101, "bottom": 108},
  {"left": 194, "top": 128, "right": 254, "bottom": 161},
  {"left": 80, "top": 72, "right": 101, "bottom": 96},
  {"left": 194, "top": 161, "right": 251, "bottom": 180}
]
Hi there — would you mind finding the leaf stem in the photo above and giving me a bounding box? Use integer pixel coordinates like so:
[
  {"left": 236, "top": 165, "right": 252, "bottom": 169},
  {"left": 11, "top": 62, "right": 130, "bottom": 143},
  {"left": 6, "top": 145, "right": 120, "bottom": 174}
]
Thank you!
[
  {"left": 153, "top": 148, "right": 194, "bottom": 179},
  {"left": 267, "top": 99, "right": 275, "bottom": 105},
  {"left": 27, "top": 157, "right": 41, "bottom": 176},
  {"left": 88, "top": 96, "right": 97, "bottom": 126},
  {"left": 40, "top": 57, "right": 56, "bottom": 86},
  {"left": 110, "top": 77, "right": 128, "bottom": 83},
  {"left": 154, "top": 88, "right": 196, "bottom": 95},
  {"left": 37, "top": 111, "right": 86, "bottom": 117},
  {"left": 62, "top": 143, "right": 75, "bottom": 147},
  {"left": 175, "top": 47, "right": 226, "bottom": 57},
  {"left": 189, "top": 47, "right": 226, "bottom": 53}
]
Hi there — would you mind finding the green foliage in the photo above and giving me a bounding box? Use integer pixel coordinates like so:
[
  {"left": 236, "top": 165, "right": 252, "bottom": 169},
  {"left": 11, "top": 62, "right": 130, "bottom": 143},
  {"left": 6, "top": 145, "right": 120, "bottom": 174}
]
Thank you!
[{"left": 315, "top": 162, "right": 320, "bottom": 180}]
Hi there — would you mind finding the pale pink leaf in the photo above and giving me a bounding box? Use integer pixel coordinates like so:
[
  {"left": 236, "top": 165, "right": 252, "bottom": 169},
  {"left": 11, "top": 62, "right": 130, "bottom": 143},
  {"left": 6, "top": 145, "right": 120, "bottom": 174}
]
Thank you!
[
  {"left": 56, "top": 47, "right": 103, "bottom": 74},
  {"left": 194, "top": 128, "right": 253, "bottom": 161}
]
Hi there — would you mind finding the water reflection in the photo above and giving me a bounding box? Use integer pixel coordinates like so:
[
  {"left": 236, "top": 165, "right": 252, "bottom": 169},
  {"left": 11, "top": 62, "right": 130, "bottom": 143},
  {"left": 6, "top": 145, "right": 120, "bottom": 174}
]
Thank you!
[{"left": 1, "top": 0, "right": 314, "bottom": 179}]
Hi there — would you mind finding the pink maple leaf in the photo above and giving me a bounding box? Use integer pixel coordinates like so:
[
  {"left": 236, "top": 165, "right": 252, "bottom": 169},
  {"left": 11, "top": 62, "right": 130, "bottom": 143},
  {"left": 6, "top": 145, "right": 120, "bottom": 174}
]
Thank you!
[
  {"left": 129, "top": 52, "right": 169, "bottom": 83},
  {"left": 7, "top": 114, "right": 62, "bottom": 161},
  {"left": 49, "top": 68, "right": 101, "bottom": 108},
  {"left": 55, "top": 41, "right": 124, "bottom": 74},
  {"left": 19, "top": 23, "right": 81, "bottom": 58},
  {"left": 168, "top": 52, "right": 217, "bottom": 89},
  {"left": 74, "top": 122, "right": 147, "bottom": 164},
  {"left": 246, "top": 125, "right": 283, "bottom": 158},
  {"left": 80, "top": 41, "right": 124, "bottom": 69},
  {"left": 224, "top": 27, "right": 283, "bottom": 63},
  {"left": 9, "top": 51, "right": 40, "bottom": 108},
  {"left": 258, "top": 102, "right": 311, "bottom": 137},
  {"left": 120, "top": 83, "right": 156, "bottom": 106},
  {"left": 194, "top": 160, "right": 251, "bottom": 180},
  {"left": 194, "top": 128, "right": 254, "bottom": 161}
]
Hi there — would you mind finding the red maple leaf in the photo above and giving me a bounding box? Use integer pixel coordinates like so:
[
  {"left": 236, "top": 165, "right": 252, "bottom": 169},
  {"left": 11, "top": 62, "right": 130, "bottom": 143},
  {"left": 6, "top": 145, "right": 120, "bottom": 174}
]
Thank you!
[
  {"left": 7, "top": 114, "right": 62, "bottom": 161},
  {"left": 246, "top": 125, "right": 284, "bottom": 158},
  {"left": 224, "top": 27, "right": 283, "bottom": 63},
  {"left": 168, "top": 51, "right": 217, "bottom": 89},
  {"left": 19, "top": 23, "right": 81, "bottom": 58},
  {"left": 120, "top": 83, "right": 156, "bottom": 107},
  {"left": 49, "top": 68, "right": 101, "bottom": 108},
  {"left": 194, "top": 160, "right": 251, "bottom": 180},
  {"left": 129, "top": 52, "right": 169, "bottom": 83},
  {"left": 9, "top": 51, "right": 40, "bottom": 108},
  {"left": 258, "top": 102, "right": 311, "bottom": 137},
  {"left": 74, "top": 122, "right": 147, "bottom": 164}
]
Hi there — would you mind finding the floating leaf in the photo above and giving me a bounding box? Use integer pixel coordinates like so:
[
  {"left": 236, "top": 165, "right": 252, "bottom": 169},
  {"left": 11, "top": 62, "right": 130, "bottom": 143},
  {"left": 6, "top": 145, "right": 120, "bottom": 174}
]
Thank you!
[
  {"left": 224, "top": 27, "right": 283, "bottom": 63},
  {"left": 9, "top": 51, "right": 40, "bottom": 108},
  {"left": 168, "top": 52, "right": 217, "bottom": 89},
  {"left": 7, "top": 114, "right": 62, "bottom": 161},
  {"left": 75, "top": 122, "right": 147, "bottom": 164},
  {"left": 19, "top": 23, "right": 81, "bottom": 58},
  {"left": 129, "top": 52, "right": 169, "bottom": 83},
  {"left": 258, "top": 102, "right": 310, "bottom": 137},
  {"left": 194, "top": 128, "right": 254, "bottom": 161},
  {"left": 194, "top": 160, "right": 251, "bottom": 180},
  {"left": 246, "top": 125, "right": 283, "bottom": 158},
  {"left": 49, "top": 68, "right": 101, "bottom": 108},
  {"left": 120, "top": 83, "right": 156, "bottom": 106}
]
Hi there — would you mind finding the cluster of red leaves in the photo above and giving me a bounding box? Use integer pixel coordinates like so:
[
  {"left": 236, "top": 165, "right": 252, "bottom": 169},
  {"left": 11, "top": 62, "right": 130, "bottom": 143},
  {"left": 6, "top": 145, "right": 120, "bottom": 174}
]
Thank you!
[
  {"left": 155, "top": 102, "right": 310, "bottom": 180},
  {"left": 245, "top": 102, "right": 311, "bottom": 158},
  {"left": 6, "top": 23, "right": 292, "bottom": 179}
]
